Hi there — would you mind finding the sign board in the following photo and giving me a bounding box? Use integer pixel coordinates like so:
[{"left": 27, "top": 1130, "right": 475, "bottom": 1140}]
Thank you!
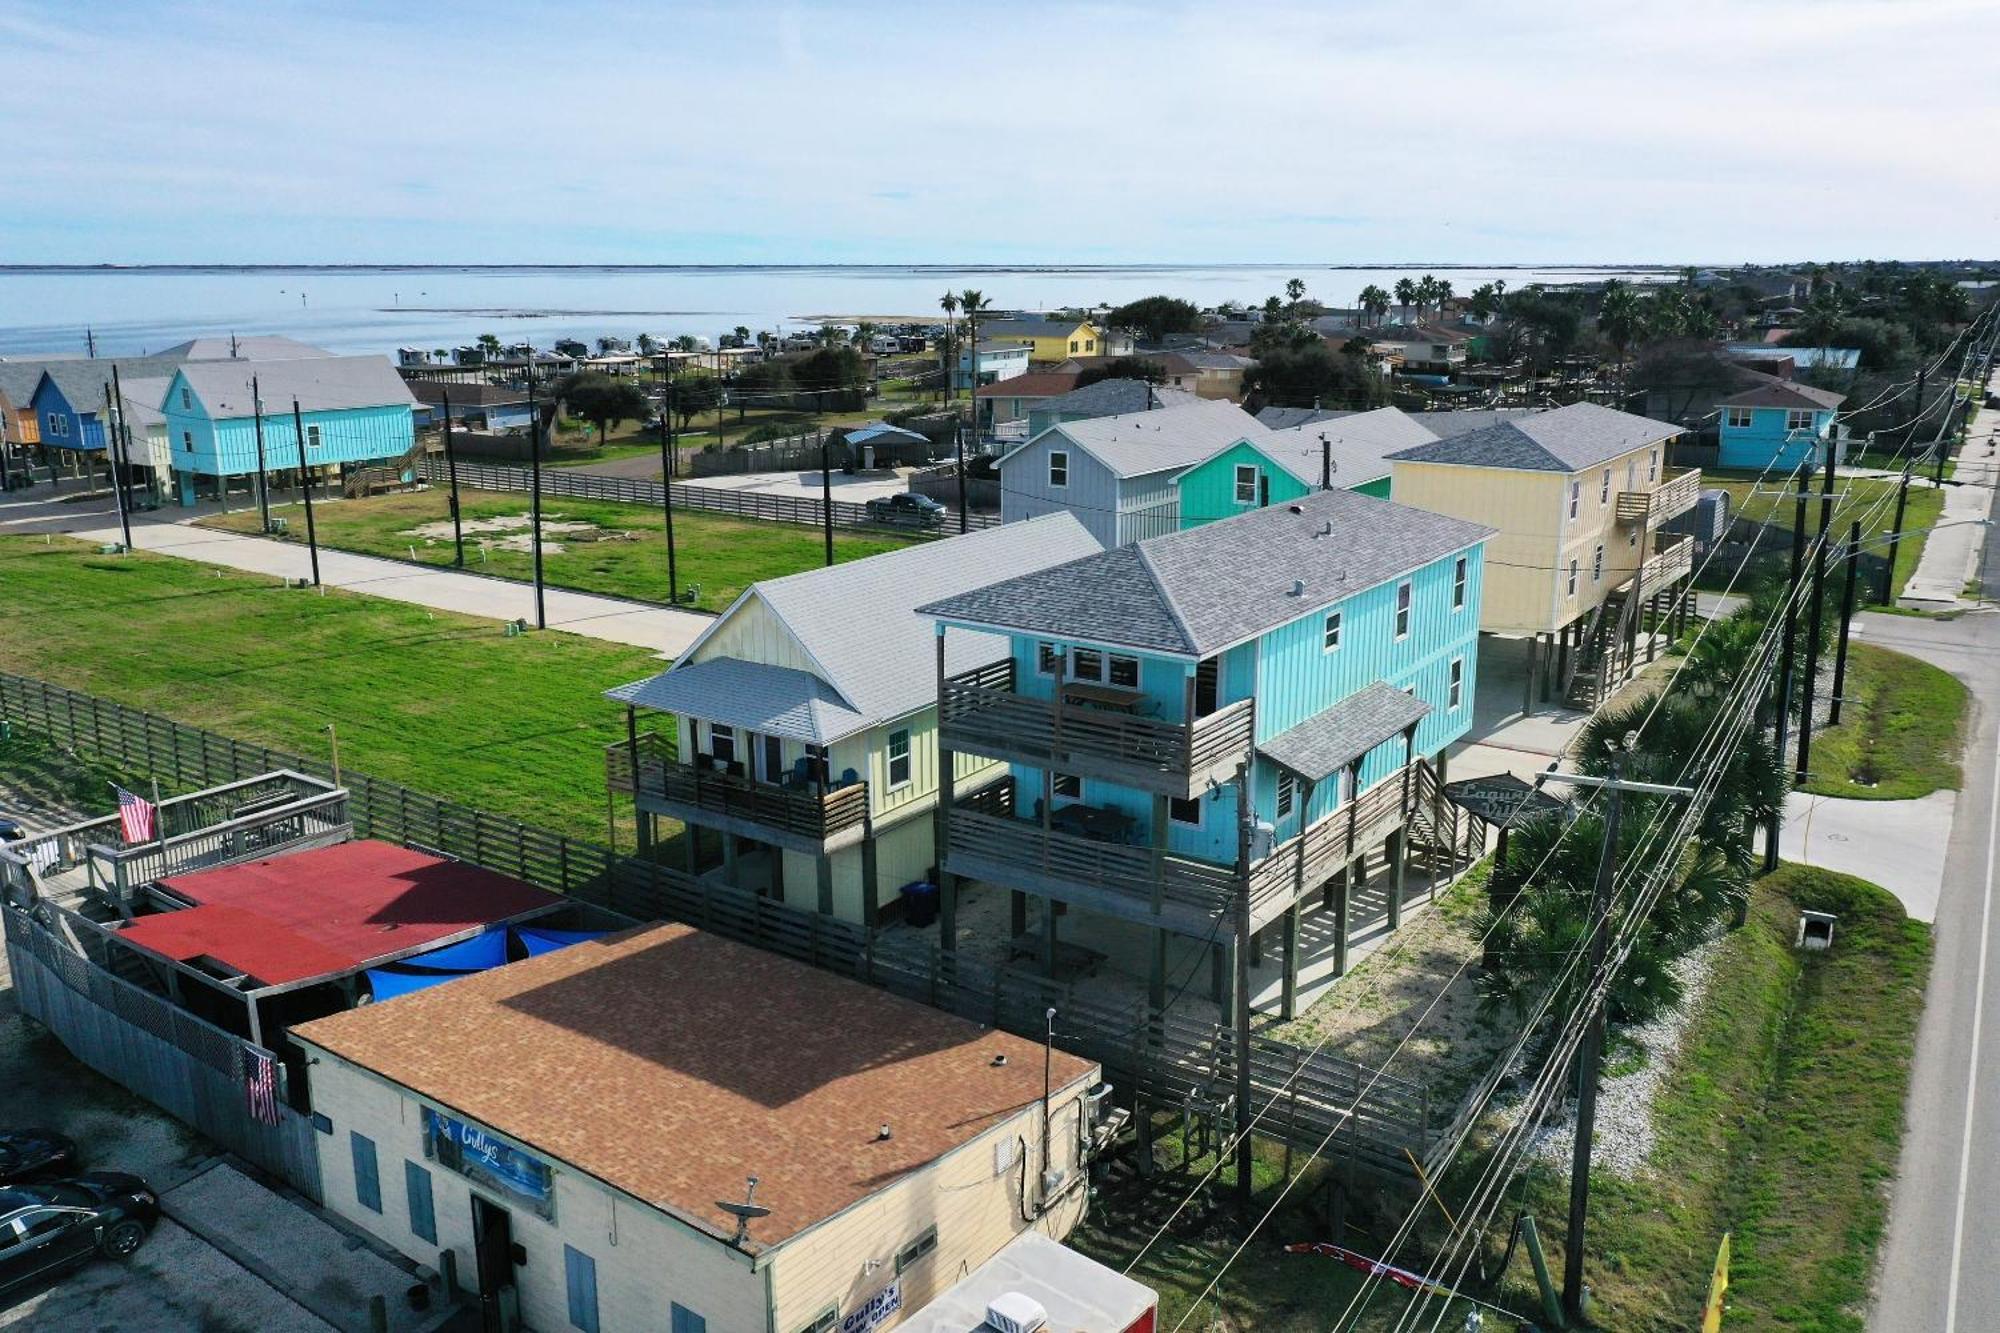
[
  {"left": 423, "top": 1107, "right": 556, "bottom": 1220},
  {"left": 841, "top": 1280, "right": 902, "bottom": 1333},
  {"left": 1701, "top": 1231, "right": 1730, "bottom": 1332},
  {"left": 1440, "top": 774, "right": 1568, "bottom": 829}
]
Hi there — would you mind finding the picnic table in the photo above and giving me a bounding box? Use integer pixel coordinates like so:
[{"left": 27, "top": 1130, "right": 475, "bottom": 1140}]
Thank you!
[
  {"left": 1061, "top": 681, "right": 1147, "bottom": 711},
  {"left": 1048, "top": 803, "right": 1136, "bottom": 842}
]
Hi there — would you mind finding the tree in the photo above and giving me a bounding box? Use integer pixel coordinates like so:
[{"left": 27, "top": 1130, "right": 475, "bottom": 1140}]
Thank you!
[
  {"left": 1284, "top": 277, "right": 1307, "bottom": 318},
  {"left": 1240, "top": 341, "right": 1385, "bottom": 410},
  {"left": 636, "top": 333, "right": 657, "bottom": 356},
  {"left": 1596, "top": 280, "right": 1644, "bottom": 385},
  {"left": 671, "top": 334, "right": 699, "bottom": 353},
  {"left": 1074, "top": 357, "right": 1168, "bottom": 388},
  {"left": 1106, "top": 295, "right": 1202, "bottom": 342},
  {"left": 1795, "top": 290, "right": 1846, "bottom": 346},
  {"left": 791, "top": 344, "right": 869, "bottom": 411},
  {"left": 958, "top": 289, "right": 991, "bottom": 395},
  {"left": 671, "top": 375, "right": 721, "bottom": 430},
  {"left": 1262, "top": 295, "right": 1283, "bottom": 322},
  {"left": 1468, "top": 283, "right": 1500, "bottom": 321},
  {"left": 1357, "top": 285, "right": 1392, "bottom": 327},
  {"left": 939, "top": 292, "right": 960, "bottom": 399},
  {"left": 733, "top": 325, "right": 751, "bottom": 347},
  {"left": 1393, "top": 278, "right": 1417, "bottom": 320},
  {"left": 477, "top": 333, "right": 502, "bottom": 359},
  {"left": 852, "top": 321, "right": 879, "bottom": 348},
  {"left": 556, "top": 372, "right": 649, "bottom": 446}
]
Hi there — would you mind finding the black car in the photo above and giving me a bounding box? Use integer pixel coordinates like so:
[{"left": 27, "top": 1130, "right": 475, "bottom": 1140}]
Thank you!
[
  {"left": 864, "top": 492, "right": 946, "bottom": 529},
  {"left": 0, "top": 1132, "right": 76, "bottom": 1185},
  {"left": 0, "top": 1174, "right": 158, "bottom": 1295},
  {"left": 0, "top": 816, "right": 24, "bottom": 843}
]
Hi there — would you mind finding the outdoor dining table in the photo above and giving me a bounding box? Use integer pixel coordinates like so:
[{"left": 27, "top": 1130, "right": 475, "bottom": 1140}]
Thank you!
[
  {"left": 1061, "top": 681, "right": 1147, "bottom": 711},
  {"left": 1048, "top": 802, "right": 1137, "bottom": 842}
]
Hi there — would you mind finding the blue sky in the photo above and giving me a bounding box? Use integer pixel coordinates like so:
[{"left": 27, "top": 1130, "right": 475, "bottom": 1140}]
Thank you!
[{"left": 3, "top": 0, "right": 1992, "bottom": 265}]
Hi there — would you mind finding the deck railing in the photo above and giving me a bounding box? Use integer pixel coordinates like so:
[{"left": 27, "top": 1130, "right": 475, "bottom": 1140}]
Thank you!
[
  {"left": 940, "top": 660, "right": 1254, "bottom": 796},
  {"left": 1245, "top": 765, "right": 1413, "bottom": 918},
  {"left": 946, "top": 802, "right": 1239, "bottom": 920},
  {"left": 606, "top": 733, "right": 869, "bottom": 846},
  {"left": 1637, "top": 532, "right": 1695, "bottom": 600},
  {"left": 1616, "top": 467, "right": 1702, "bottom": 525}
]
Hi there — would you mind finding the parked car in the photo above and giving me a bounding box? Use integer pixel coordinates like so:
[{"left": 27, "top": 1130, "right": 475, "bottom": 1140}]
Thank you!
[
  {"left": 864, "top": 493, "right": 946, "bottom": 529},
  {"left": 0, "top": 1174, "right": 158, "bottom": 1295},
  {"left": 0, "top": 815, "right": 24, "bottom": 843},
  {"left": 0, "top": 1132, "right": 76, "bottom": 1185}
]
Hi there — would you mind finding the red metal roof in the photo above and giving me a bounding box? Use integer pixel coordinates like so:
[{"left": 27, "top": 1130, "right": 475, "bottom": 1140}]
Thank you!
[{"left": 117, "top": 840, "right": 559, "bottom": 987}]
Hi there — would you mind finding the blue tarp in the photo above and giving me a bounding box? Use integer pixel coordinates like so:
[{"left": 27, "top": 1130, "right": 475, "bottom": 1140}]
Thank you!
[
  {"left": 364, "top": 926, "right": 603, "bottom": 1001},
  {"left": 363, "top": 966, "right": 464, "bottom": 1001},
  {"left": 516, "top": 927, "right": 607, "bottom": 957},
  {"left": 401, "top": 928, "right": 511, "bottom": 972}
]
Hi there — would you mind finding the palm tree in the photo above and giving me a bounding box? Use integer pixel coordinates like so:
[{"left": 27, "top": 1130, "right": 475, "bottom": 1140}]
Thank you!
[
  {"left": 853, "top": 320, "right": 879, "bottom": 348},
  {"left": 636, "top": 333, "right": 657, "bottom": 356},
  {"left": 1468, "top": 283, "right": 1498, "bottom": 322},
  {"left": 939, "top": 292, "right": 960, "bottom": 399},
  {"left": 1597, "top": 280, "right": 1643, "bottom": 388},
  {"left": 1358, "top": 284, "right": 1391, "bottom": 327},
  {"left": 1433, "top": 277, "right": 1455, "bottom": 316},
  {"left": 1415, "top": 274, "right": 1442, "bottom": 322},
  {"left": 1393, "top": 278, "right": 1417, "bottom": 323},
  {"left": 1285, "top": 277, "right": 1307, "bottom": 318},
  {"left": 958, "top": 289, "right": 990, "bottom": 400}
]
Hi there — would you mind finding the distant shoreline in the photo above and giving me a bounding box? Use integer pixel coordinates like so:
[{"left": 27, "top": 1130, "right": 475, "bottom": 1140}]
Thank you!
[{"left": 0, "top": 261, "right": 1696, "bottom": 276}]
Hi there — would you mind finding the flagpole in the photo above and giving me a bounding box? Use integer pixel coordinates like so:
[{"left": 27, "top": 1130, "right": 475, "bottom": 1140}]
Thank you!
[{"left": 151, "top": 777, "right": 167, "bottom": 867}]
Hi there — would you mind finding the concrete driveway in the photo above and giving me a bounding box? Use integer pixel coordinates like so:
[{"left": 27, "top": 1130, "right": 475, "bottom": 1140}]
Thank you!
[{"left": 1778, "top": 787, "right": 1955, "bottom": 923}]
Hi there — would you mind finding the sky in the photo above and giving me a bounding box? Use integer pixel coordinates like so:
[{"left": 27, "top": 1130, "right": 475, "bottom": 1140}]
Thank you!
[{"left": 2, "top": 0, "right": 1993, "bottom": 266}]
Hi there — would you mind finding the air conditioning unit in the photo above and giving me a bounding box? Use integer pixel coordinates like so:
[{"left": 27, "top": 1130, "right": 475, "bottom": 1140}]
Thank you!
[{"left": 985, "top": 1293, "right": 1048, "bottom": 1333}]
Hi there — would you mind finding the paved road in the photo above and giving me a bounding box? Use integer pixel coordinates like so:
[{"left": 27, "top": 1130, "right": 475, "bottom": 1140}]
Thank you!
[{"left": 1868, "top": 475, "right": 2000, "bottom": 1327}]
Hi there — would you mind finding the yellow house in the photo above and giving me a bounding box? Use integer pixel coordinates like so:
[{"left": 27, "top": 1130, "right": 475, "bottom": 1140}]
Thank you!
[
  {"left": 1386, "top": 402, "right": 1699, "bottom": 706},
  {"left": 606, "top": 514, "right": 1102, "bottom": 926},
  {"left": 979, "top": 316, "right": 1105, "bottom": 364}
]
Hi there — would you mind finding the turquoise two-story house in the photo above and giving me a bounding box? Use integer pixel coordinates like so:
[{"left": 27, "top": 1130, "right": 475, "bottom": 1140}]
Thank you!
[
  {"left": 921, "top": 487, "right": 1491, "bottom": 1019},
  {"left": 1169, "top": 406, "right": 1443, "bottom": 529},
  {"left": 1716, "top": 378, "right": 1847, "bottom": 473},
  {"left": 161, "top": 356, "right": 419, "bottom": 506}
]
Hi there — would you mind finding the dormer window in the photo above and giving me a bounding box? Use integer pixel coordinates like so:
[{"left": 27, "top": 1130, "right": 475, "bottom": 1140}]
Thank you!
[{"left": 179, "top": 386, "right": 191, "bottom": 410}]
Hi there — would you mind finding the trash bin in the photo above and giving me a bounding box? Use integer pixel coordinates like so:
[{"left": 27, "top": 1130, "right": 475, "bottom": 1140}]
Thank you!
[{"left": 901, "top": 880, "right": 939, "bottom": 928}]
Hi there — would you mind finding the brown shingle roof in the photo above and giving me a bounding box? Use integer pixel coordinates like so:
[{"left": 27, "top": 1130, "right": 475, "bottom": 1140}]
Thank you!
[
  {"left": 1717, "top": 377, "right": 1846, "bottom": 411},
  {"left": 293, "top": 923, "right": 1096, "bottom": 1251},
  {"left": 975, "top": 371, "right": 1080, "bottom": 399}
]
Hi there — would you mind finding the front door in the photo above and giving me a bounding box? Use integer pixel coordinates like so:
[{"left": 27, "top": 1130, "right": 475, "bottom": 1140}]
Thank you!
[
  {"left": 470, "top": 1194, "right": 516, "bottom": 1332},
  {"left": 759, "top": 733, "right": 785, "bottom": 786}
]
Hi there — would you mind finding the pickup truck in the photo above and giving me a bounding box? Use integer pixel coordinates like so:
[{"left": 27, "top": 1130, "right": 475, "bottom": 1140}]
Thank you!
[{"left": 864, "top": 493, "right": 947, "bottom": 529}]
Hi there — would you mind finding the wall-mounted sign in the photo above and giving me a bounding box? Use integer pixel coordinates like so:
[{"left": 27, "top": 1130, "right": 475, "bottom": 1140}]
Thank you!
[
  {"left": 841, "top": 1280, "right": 901, "bottom": 1333},
  {"left": 423, "top": 1107, "right": 555, "bottom": 1221}
]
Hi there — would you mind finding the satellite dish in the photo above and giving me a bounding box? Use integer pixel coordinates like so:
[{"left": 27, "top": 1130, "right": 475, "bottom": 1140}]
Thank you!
[{"left": 715, "top": 1175, "right": 771, "bottom": 1246}]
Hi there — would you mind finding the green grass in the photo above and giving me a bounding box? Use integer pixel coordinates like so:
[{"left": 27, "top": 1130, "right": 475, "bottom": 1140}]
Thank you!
[
  {"left": 1471, "top": 865, "right": 1929, "bottom": 1332},
  {"left": 0, "top": 537, "right": 662, "bottom": 842},
  {"left": 1801, "top": 641, "right": 1968, "bottom": 798},
  {"left": 1701, "top": 471, "right": 1944, "bottom": 600},
  {"left": 196, "top": 488, "right": 923, "bottom": 613}
]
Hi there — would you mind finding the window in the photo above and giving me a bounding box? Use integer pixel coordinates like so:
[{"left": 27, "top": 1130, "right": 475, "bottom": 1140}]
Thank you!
[
  {"left": 306, "top": 423, "right": 323, "bottom": 450},
  {"left": 180, "top": 386, "right": 191, "bottom": 410},
  {"left": 404, "top": 1161, "right": 436, "bottom": 1243},
  {"left": 1786, "top": 409, "right": 1814, "bottom": 433},
  {"left": 182, "top": 430, "right": 194, "bottom": 453},
  {"left": 1648, "top": 448, "right": 1659, "bottom": 482},
  {"left": 708, "top": 724, "right": 736, "bottom": 766},
  {"left": 1234, "top": 463, "right": 1259, "bottom": 504},
  {"left": 1599, "top": 469, "right": 1611, "bottom": 504},
  {"left": 1169, "top": 796, "right": 1202, "bottom": 827},
  {"left": 886, "top": 728, "right": 911, "bottom": 789},
  {"left": 350, "top": 1132, "right": 381, "bottom": 1213},
  {"left": 1084, "top": 339, "right": 1096, "bottom": 353},
  {"left": 670, "top": 1306, "right": 707, "bottom": 1333},
  {"left": 1108, "top": 654, "right": 1140, "bottom": 688},
  {"left": 1448, "top": 657, "right": 1465, "bottom": 711},
  {"left": 564, "top": 1246, "right": 600, "bottom": 1333},
  {"left": 1048, "top": 450, "right": 1069, "bottom": 488},
  {"left": 1071, "top": 647, "right": 1103, "bottom": 681},
  {"left": 1726, "top": 406, "right": 1754, "bottom": 429},
  {"left": 1069, "top": 339, "right": 1080, "bottom": 353},
  {"left": 794, "top": 1309, "right": 840, "bottom": 1333},
  {"left": 1394, "top": 581, "right": 1412, "bottom": 640},
  {"left": 1276, "top": 772, "right": 1298, "bottom": 820},
  {"left": 1052, "top": 773, "right": 1082, "bottom": 800},
  {"left": 1568, "top": 480, "right": 1581, "bottom": 519},
  {"left": 12, "top": 1208, "right": 71, "bottom": 1242},
  {"left": 1452, "top": 556, "right": 1468, "bottom": 611},
  {"left": 1037, "top": 641, "right": 1063, "bottom": 676},
  {"left": 1592, "top": 544, "right": 1604, "bottom": 583},
  {"left": 896, "top": 1225, "right": 940, "bottom": 1274},
  {"left": 1322, "top": 611, "right": 1342, "bottom": 652},
  {"left": 1567, "top": 559, "right": 1579, "bottom": 597}
]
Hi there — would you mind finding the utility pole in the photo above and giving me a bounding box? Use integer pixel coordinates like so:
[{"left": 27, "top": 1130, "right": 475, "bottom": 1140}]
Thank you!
[
  {"left": 1830, "top": 520, "right": 1862, "bottom": 726},
  {"left": 441, "top": 388, "right": 464, "bottom": 567},
  {"left": 1551, "top": 759, "right": 1690, "bottom": 1326},
  {"left": 108, "top": 362, "right": 139, "bottom": 520},
  {"left": 1880, "top": 466, "right": 1912, "bottom": 606},
  {"left": 251, "top": 374, "right": 271, "bottom": 533},
  {"left": 1765, "top": 485, "right": 1808, "bottom": 873},
  {"left": 954, "top": 422, "right": 968, "bottom": 534},
  {"left": 290, "top": 399, "right": 321, "bottom": 587},
  {"left": 526, "top": 363, "right": 547, "bottom": 629},
  {"left": 100, "top": 383, "right": 133, "bottom": 552},
  {"left": 658, "top": 406, "right": 679, "bottom": 604},
  {"left": 819, "top": 423, "right": 835, "bottom": 567},
  {"left": 1796, "top": 433, "right": 1838, "bottom": 784},
  {"left": 1232, "top": 758, "right": 1255, "bottom": 1216},
  {"left": 1320, "top": 431, "right": 1333, "bottom": 491}
]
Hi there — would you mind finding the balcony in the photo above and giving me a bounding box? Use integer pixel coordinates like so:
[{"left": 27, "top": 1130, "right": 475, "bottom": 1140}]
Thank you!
[
  {"left": 1616, "top": 468, "right": 1702, "bottom": 526},
  {"left": 607, "top": 733, "right": 870, "bottom": 855},
  {"left": 1245, "top": 765, "right": 1413, "bottom": 930},
  {"left": 939, "top": 659, "right": 1255, "bottom": 799},
  {"left": 1634, "top": 532, "right": 1694, "bottom": 601}
]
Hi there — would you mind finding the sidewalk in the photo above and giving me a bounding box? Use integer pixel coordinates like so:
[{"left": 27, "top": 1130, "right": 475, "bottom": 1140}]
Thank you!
[
  {"left": 1, "top": 486, "right": 707, "bottom": 657},
  {"left": 1900, "top": 378, "right": 1999, "bottom": 608}
]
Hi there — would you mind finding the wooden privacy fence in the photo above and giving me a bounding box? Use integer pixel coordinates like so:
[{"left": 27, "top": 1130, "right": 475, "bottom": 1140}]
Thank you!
[
  {"left": 417, "top": 456, "right": 1001, "bottom": 534},
  {"left": 5, "top": 906, "right": 323, "bottom": 1199},
  {"left": 0, "top": 670, "right": 1434, "bottom": 1172}
]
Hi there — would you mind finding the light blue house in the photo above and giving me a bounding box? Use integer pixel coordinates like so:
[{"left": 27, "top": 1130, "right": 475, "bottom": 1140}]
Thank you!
[
  {"left": 1716, "top": 378, "right": 1846, "bottom": 472},
  {"left": 922, "top": 487, "right": 1491, "bottom": 1017},
  {"left": 162, "top": 356, "right": 419, "bottom": 505}
]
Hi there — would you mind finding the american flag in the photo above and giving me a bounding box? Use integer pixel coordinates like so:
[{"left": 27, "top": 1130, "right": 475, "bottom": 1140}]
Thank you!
[
  {"left": 114, "top": 786, "right": 155, "bottom": 844},
  {"left": 243, "top": 1047, "right": 280, "bottom": 1126}
]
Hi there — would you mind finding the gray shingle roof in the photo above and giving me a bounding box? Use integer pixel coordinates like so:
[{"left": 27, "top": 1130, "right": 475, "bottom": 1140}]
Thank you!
[
  {"left": 1255, "top": 406, "right": 1355, "bottom": 431},
  {"left": 1386, "top": 402, "right": 1683, "bottom": 473},
  {"left": 1405, "top": 408, "right": 1537, "bottom": 439},
  {"left": 23, "top": 357, "right": 189, "bottom": 414},
  {"left": 612, "top": 513, "right": 1102, "bottom": 739},
  {"left": 1035, "top": 378, "right": 1197, "bottom": 422},
  {"left": 175, "top": 356, "right": 417, "bottom": 418},
  {"left": 155, "top": 334, "right": 332, "bottom": 361},
  {"left": 1717, "top": 378, "right": 1846, "bottom": 410},
  {"left": 982, "top": 316, "right": 1094, "bottom": 340},
  {"left": 1027, "top": 397, "right": 1266, "bottom": 480},
  {"left": 1258, "top": 682, "right": 1431, "bottom": 783},
  {"left": 118, "top": 376, "right": 172, "bottom": 429},
  {"left": 1184, "top": 407, "right": 1435, "bottom": 492},
  {"left": 606, "top": 658, "right": 868, "bottom": 744},
  {"left": 921, "top": 488, "right": 1493, "bottom": 658}
]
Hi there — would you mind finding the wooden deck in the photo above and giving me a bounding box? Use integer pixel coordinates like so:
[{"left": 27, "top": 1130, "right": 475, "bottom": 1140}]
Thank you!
[
  {"left": 1616, "top": 467, "right": 1702, "bottom": 525},
  {"left": 607, "top": 733, "right": 870, "bottom": 855}
]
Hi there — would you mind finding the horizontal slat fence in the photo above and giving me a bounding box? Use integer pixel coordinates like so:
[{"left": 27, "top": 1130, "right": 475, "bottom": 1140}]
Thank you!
[{"left": 0, "top": 669, "right": 1433, "bottom": 1172}]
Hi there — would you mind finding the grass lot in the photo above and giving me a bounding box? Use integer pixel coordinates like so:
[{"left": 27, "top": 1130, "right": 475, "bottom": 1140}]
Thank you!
[
  {"left": 1802, "top": 641, "right": 1968, "bottom": 798},
  {"left": 0, "top": 537, "right": 661, "bottom": 842},
  {"left": 196, "top": 488, "right": 923, "bottom": 613},
  {"left": 1702, "top": 471, "right": 1944, "bottom": 600}
]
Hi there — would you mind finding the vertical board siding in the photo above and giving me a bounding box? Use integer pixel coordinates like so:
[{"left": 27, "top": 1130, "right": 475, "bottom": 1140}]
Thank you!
[
  {"left": 998, "top": 430, "right": 1123, "bottom": 549},
  {"left": 1176, "top": 441, "right": 1312, "bottom": 530},
  {"left": 163, "top": 372, "right": 415, "bottom": 477}
]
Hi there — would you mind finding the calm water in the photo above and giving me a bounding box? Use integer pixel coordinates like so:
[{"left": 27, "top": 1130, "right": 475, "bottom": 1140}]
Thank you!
[{"left": 0, "top": 264, "right": 1674, "bottom": 359}]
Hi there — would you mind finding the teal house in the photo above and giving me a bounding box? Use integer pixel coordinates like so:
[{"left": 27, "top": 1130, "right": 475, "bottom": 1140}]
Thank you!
[
  {"left": 162, "top": 356, "right": 418, "bottom": 506},
  {"left": 1716, "top": 378, "right": 1846, "bottom": 473},
  {"left": 1171, "top": 406, "right": 1437, "bottom": 529},
  {"left": 922, "top": 487, "right": 1491, "bottom": 1019}
]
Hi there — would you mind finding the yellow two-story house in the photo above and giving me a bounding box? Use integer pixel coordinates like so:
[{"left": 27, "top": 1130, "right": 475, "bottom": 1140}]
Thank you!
[
  {"left": 1385, "top": 402, "right": 1698, "bottom": 707},
  {"left": 979, "top": 316, "right": 1106, "bottom": 364},
  {"left": 606, "top": 514, "right": 1101, "bottom": 925}
]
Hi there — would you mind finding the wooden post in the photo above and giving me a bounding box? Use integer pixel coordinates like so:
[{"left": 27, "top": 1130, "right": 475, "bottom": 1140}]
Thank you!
[
  {"left": 1282, "top": 775, "right": 1315, "bottom": 1020},
  {"left": 933, "top": 630, "right": 958, "bottom": 960},
  {"left": 625, "top": 706, "right": 650, "bottom": 853},
  {"left": 815, "top": 853, "right": 834, "bottom": 916},
  {"left": 1332, "top": 866, "right": 1350, "bottom": 976},
  {"left": 1040, "top": 896, "right": 1057, "bottom": 975},
  {"left": 860, "top": 828, "right": 879, "bottom": 929}
]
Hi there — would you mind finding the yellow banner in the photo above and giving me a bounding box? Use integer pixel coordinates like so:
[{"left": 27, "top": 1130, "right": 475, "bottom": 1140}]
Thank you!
[{"left": 1701, "top": 1232, "right": 1731, "bottom": 1332}]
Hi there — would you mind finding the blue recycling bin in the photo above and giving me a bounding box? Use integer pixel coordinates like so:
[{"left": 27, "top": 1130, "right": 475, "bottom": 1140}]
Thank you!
[{"left": 901, "top": 880, "right": 940, "bottom": 928}]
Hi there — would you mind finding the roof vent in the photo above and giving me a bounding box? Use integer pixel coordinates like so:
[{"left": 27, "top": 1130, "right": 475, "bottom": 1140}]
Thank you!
[
  {"left": 1287, "top": 504, "right": 1304, "bottom": 514},
  {"left": 1316, "top": 521, "right": 1334, "bottom": 538},
  {"left": 1291, "top": 579, "right": 1306, "bottom": 597}
]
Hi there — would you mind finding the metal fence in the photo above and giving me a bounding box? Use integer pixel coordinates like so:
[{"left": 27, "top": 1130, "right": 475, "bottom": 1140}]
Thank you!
[
  {"left": 0, "top": 670, "right": 1433, "bottom": 1170},
  {"left": 418, "top": 456, "right": 1002, "bottom": 534}
]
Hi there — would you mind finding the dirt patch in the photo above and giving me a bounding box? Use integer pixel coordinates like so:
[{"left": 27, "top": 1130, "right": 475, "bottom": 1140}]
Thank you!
[{"left": 400, "top": 511, "right": 640, "bottom": 556}]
